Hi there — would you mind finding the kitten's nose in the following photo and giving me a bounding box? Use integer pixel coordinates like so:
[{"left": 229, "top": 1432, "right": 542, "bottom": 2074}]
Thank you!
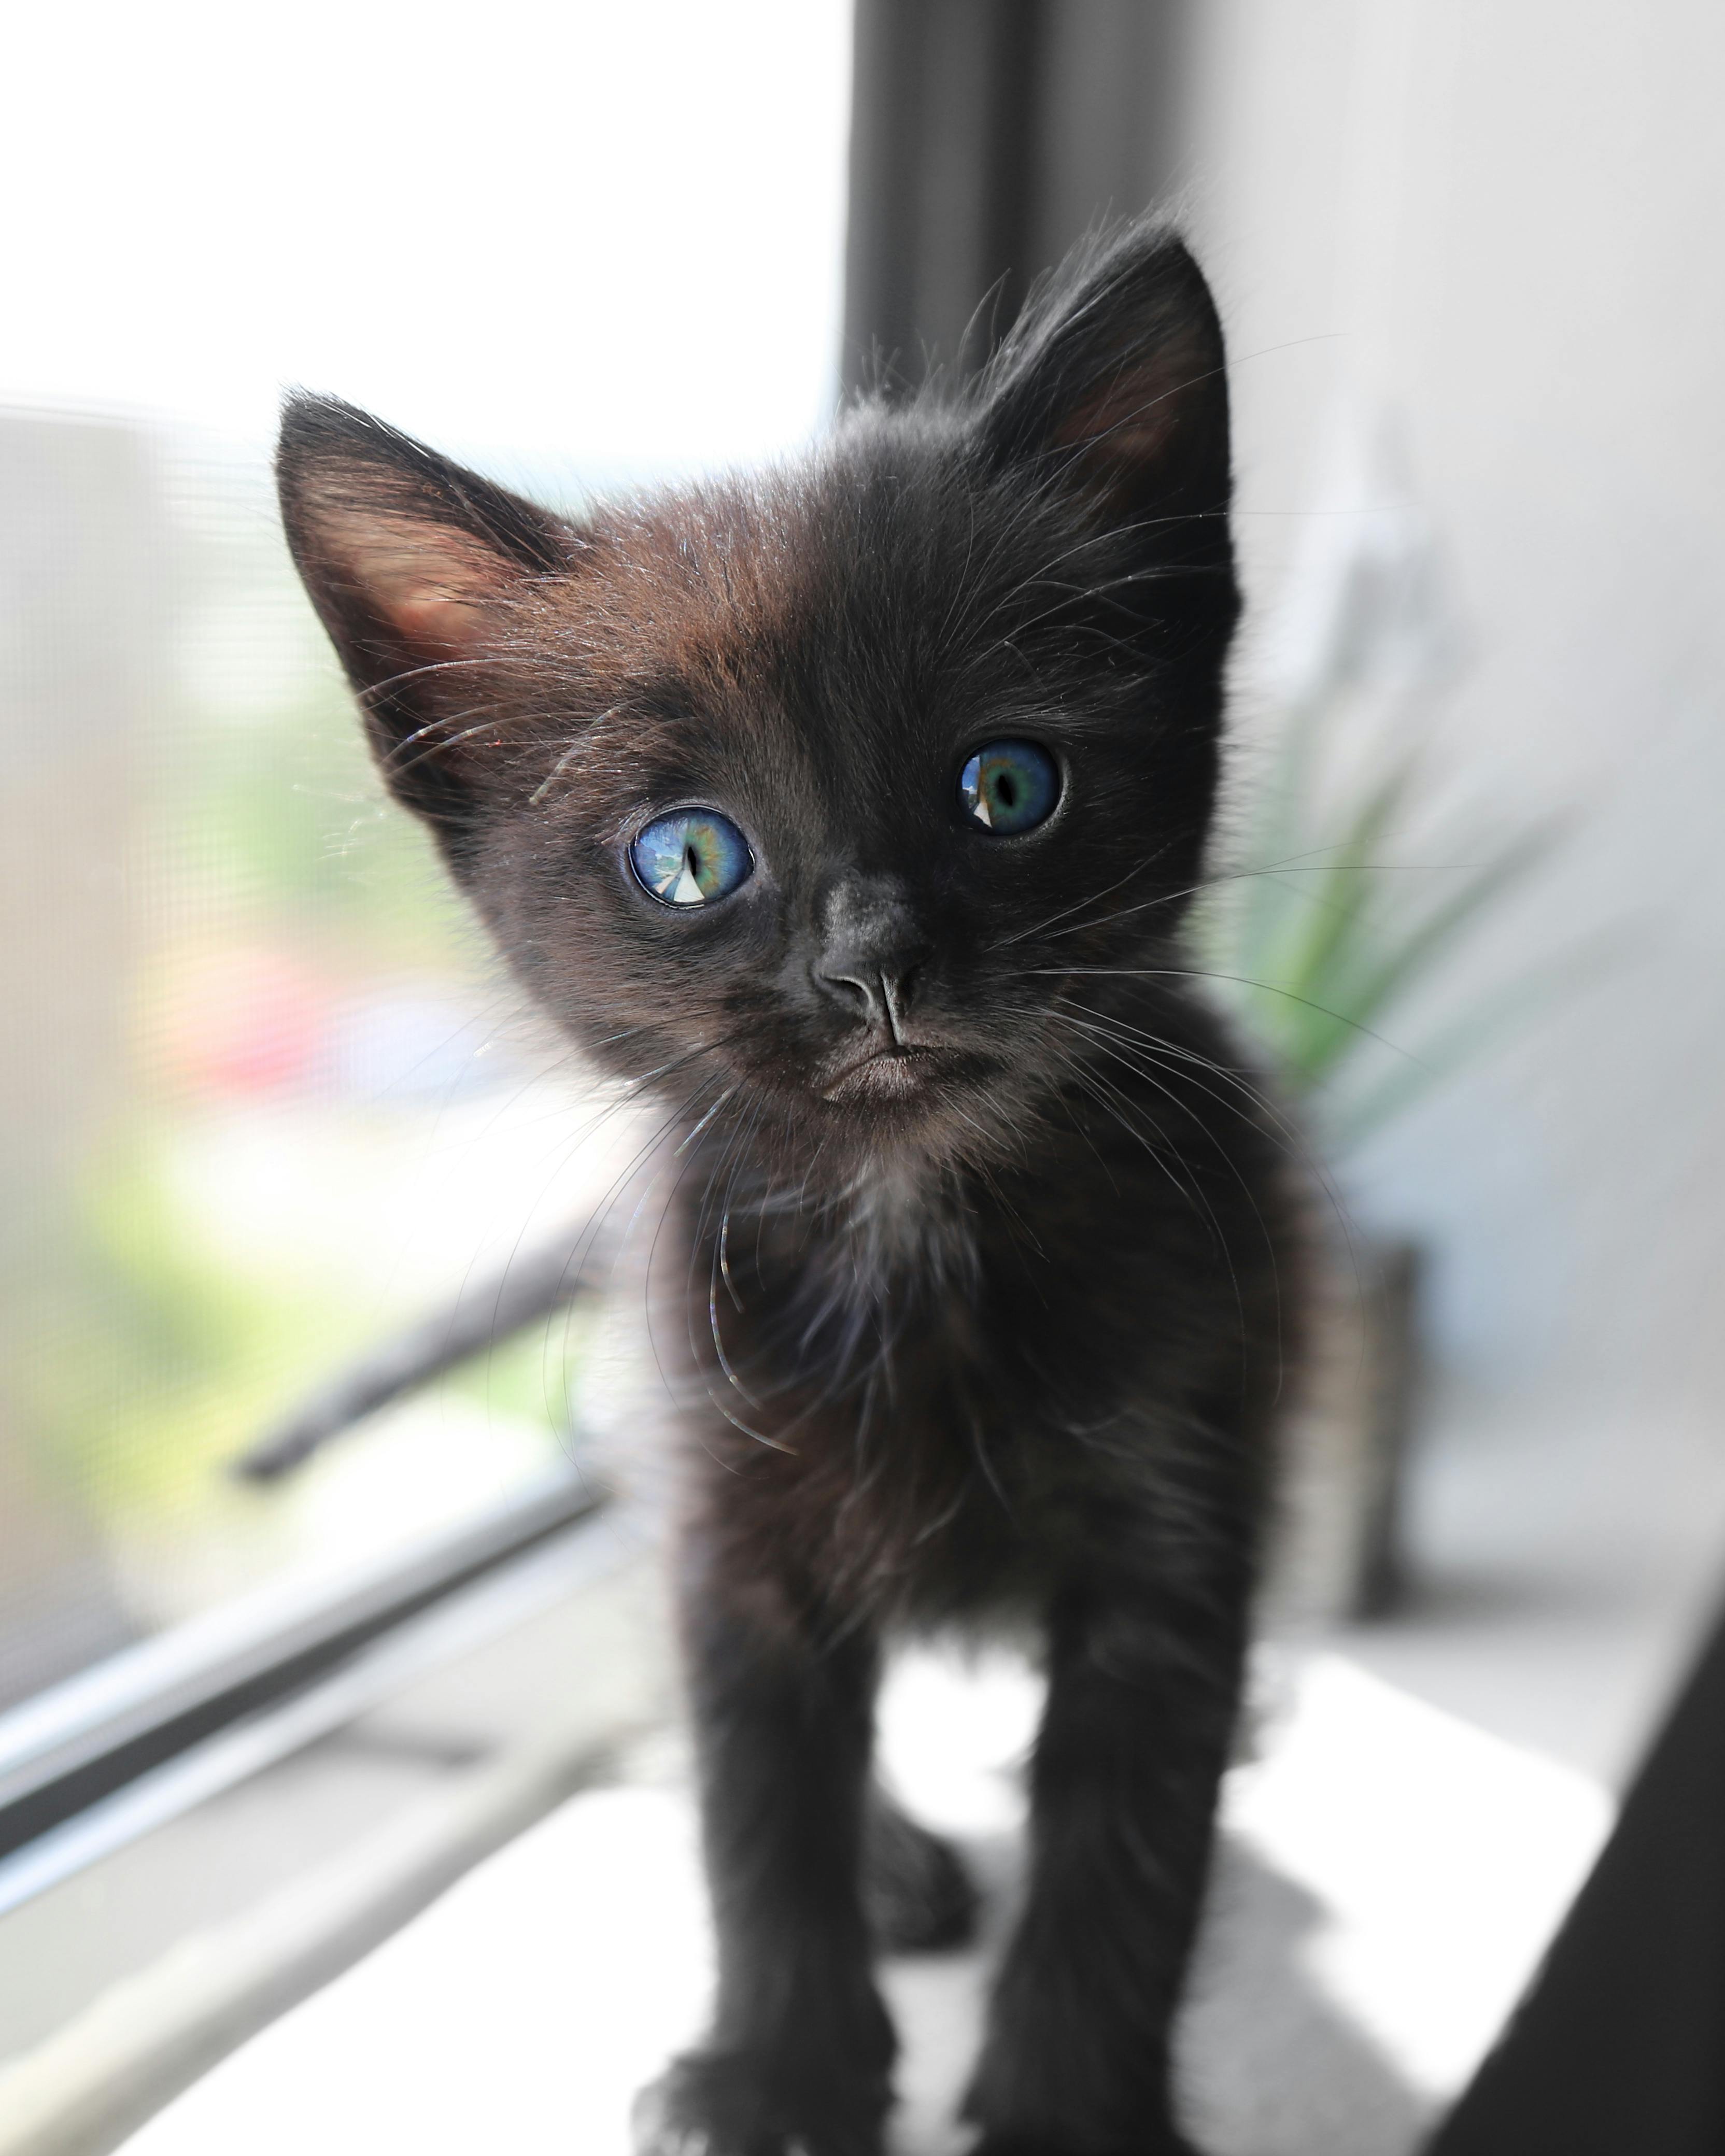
[
  {"left": 814, "top": 876, "right": 929, "bottom": 1043},
  {"left": 818, "top": 959, "right": 921, "bottom": 1042}
]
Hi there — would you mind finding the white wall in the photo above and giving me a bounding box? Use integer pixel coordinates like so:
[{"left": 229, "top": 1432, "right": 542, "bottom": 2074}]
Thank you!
[{"left": 1174, "top": 1, "right": 1725, "bottom": 1414}]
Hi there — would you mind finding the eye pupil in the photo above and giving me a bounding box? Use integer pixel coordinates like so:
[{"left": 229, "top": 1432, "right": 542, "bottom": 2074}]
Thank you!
[
  {"left": 630, "top": 809, "right": 754, "bottom": 906},
  {"left": 959, "top": 740, "right": 1059, "bottom": 835}
]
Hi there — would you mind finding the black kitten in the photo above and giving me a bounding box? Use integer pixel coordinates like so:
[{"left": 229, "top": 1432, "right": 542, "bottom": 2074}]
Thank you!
[{"left": 277, "top": 219, "right": 1305, "bottom": 2156}]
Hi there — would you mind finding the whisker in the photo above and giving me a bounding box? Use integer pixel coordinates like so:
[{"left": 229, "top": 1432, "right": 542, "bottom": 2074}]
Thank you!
[
  {"left": 1023, "top": 967, "right": 1424, "bottom": 1067},
  {"left": 989, "top": 836, "right": 1183, "bottom": 951}
]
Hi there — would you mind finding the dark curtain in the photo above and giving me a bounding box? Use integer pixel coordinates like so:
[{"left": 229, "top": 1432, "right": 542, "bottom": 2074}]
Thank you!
[{"left": 842, "top": 0, "right": 1193, "bottom": 392}]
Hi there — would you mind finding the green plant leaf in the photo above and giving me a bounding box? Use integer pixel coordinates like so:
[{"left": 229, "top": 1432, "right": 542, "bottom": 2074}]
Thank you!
[
  {"left": 1336, "top": 823, "right": 1566, "bottom": 1039},
  {"left": 1319, "top": 926, "right": 1628, "bottom": 1147}
]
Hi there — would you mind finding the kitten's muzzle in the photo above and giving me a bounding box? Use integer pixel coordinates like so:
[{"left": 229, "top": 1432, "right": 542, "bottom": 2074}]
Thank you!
[{"left": 821, "top": 1043, "right": 938, "bottom": 1102}]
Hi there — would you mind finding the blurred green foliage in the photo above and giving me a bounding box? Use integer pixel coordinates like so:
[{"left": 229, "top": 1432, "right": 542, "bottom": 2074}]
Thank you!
[
  {"left": 27, "top": 653, "right": 561, "bottom": 1556},
  {"left": 1199, "top": 700, "right": 1571, "bottom": 1151},
  {"left": 173, "top": 670, "right": 472, "bottom": 971}
]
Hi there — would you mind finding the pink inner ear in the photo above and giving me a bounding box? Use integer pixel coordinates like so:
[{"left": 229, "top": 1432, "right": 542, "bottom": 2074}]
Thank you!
[
  {"left": 384, "top": 587, "right": 492, "bottom": 655},
  {"left": 347, "top": 522, "right": 510, "bottom": 657},
  {"left": 1055, "top": 361, "right": 1189, "bottom": 465},
  {"left": 1048, "top": 323, "right": 1218, "bottom": 495}
]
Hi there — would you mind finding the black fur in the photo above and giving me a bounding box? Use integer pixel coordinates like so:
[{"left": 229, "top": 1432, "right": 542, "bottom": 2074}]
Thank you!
[{"left": 277, "top": 218, "right": 1306, "bottom": 2156}]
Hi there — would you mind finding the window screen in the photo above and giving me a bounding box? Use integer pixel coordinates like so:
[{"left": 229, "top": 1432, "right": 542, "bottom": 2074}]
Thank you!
[{"left": 0, "top": 0, "right": 852, "bottom": 1712}]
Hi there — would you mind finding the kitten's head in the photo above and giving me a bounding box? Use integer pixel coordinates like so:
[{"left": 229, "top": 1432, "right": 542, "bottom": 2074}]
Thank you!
[{"left": 277, "top": 221, "right": 1237, "bottom": 1183}]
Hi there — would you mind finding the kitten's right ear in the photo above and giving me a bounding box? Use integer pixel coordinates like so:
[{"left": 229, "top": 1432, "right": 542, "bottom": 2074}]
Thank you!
[
  {"left": 275, "top": 395, "right": 574, "bottom": 834},
  {"left": 974, "top": 221, "right": 1232, "bottom": 550}
]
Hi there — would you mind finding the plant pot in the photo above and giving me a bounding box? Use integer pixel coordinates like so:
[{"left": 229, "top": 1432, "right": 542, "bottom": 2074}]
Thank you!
[{"left": 1265, "top": 1233, "right": 1426, "bottom": 1630}]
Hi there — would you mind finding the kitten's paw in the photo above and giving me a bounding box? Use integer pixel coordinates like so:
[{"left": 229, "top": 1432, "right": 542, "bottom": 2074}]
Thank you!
[
  {"left": 631, "top": 2049, "right": 890, "bottom": 2156},
  {"left": 862, "top": 1799, "right": 978, "bottom": 1954}
]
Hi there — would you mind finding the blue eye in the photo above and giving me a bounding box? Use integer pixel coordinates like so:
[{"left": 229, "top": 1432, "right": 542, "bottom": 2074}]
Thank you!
[
  {"left": 630, "top": 809, "right": 754, "bottom": 906},
  {"left": 958, "top": 740, "right": 1060, "bottom": 834}
]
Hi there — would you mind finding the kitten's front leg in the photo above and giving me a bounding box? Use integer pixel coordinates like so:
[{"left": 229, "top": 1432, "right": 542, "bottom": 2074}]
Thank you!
[
  {"left": 964, "top": 1511, "right": 1253, "bottom": 2156},
  {"left": 634, "top": 1531, "right": 895, "bottom": 2156}
]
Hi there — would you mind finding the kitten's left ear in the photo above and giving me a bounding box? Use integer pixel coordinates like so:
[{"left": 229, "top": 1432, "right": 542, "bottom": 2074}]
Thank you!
[
  {"left": 976, "top": 221, "right": 1232, "bottom": 536},
  {"left": 275, "top": 395, "right": 575, "bottom": 836}
]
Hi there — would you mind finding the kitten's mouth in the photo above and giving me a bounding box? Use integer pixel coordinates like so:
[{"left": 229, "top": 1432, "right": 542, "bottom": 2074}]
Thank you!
[{"left": 820, "top": 1044, "right": 938, "bottom": 1103}]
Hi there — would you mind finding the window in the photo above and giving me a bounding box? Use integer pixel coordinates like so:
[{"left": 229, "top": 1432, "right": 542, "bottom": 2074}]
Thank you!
[{"left": 0, "top": 0, "right": 851, "bottom": 1846}]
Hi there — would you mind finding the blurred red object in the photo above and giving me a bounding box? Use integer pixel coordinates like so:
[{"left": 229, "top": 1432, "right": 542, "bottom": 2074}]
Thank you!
[{"left": 158, "top": 946, "right": 331, "bottom": 1097}]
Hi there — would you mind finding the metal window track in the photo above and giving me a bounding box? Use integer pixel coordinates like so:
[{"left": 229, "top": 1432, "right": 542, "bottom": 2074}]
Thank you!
[{"left": 0, "top": 1471, "right": 612, "bottom": 1911}]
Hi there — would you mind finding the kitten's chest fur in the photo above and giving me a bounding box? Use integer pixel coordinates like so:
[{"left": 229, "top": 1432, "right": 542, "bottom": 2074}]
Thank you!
[{"left": 661, "top": 1045, "right": 1292, "bottom": 1626}]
